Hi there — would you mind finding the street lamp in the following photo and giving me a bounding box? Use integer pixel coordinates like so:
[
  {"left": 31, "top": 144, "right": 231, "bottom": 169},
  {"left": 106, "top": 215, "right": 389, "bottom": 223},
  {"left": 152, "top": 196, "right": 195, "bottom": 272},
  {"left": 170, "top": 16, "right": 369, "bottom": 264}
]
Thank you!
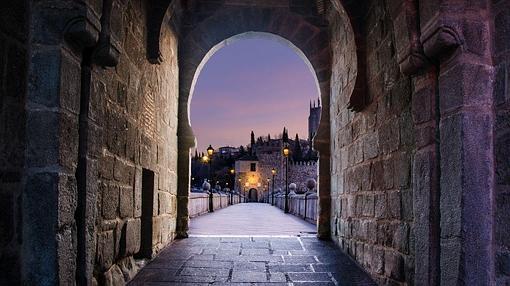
[
  {"left": 229, "top": 168, "right": 235, "bottom": 205},
  {"left": 229, "top": 168, "right": 235, "bottom": 190},
  {"left": 283, "top": 145, "right": 290, "bottom": 213},
  {"left": 201, "top": 155, "right": 210, "bottom": 183},
  {"left": 205, "top": 145, "right": 214, "bottom": 182},
  {"left": 266, "top": 178, "right": 270, "bottom": 203},
  {"left": 204, "top": 145, "right": 214, "bottom": 212},
  {"left": 207, "top": 145, "right": 214, "bottom": 157},
  {"left": 271, "top": 168, "right": 276, "bottom": 206},
  {"left": 238, "top": 178, "right": 242, "bottom": 203}
]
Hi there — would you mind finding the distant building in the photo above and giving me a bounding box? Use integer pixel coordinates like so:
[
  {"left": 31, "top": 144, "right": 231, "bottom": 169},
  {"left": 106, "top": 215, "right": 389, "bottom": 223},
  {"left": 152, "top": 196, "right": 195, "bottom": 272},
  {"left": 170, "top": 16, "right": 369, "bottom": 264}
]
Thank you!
[
  {"left": 308, "top": 98, "right": 321, "bottom": 141},
  {"left": 234, "top": 101, "right": 321, "bottom": 202},
  {"left": 217, "top": 146, "right": 239, "bottom": 158}
]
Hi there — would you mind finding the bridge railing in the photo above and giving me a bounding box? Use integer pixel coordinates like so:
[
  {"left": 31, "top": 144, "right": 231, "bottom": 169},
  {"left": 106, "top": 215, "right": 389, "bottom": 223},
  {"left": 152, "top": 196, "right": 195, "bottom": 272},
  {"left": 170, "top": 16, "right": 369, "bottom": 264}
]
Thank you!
[
  {"left": 273, "top": 193, "right": 318, "bottom": 224},
  {"left": 189, "top": 192, "right": 245, "bottom": 218}
]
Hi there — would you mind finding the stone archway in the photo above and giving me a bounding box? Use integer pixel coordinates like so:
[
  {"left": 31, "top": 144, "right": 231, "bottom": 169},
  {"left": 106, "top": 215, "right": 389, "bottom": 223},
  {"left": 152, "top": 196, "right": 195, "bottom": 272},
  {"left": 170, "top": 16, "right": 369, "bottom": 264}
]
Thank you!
[
  {"left": 3, "top": 0, "right": 499, "bottom": 285},
  {"left": 248, "top": 188, "right": 258, "bottom": 202},
  {"left": 174, "top": 4, "right": 357, "bottom": 240}
]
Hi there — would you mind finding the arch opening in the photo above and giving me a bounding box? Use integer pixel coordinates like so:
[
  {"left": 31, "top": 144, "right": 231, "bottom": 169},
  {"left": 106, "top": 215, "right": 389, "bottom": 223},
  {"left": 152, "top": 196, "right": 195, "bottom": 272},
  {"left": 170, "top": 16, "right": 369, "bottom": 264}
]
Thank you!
[
  {"left": 187, "top": 32, "right": 322, "bottom": 128},
  {"left": 186, "top": 33, "right": 323, "bottom": 235}
]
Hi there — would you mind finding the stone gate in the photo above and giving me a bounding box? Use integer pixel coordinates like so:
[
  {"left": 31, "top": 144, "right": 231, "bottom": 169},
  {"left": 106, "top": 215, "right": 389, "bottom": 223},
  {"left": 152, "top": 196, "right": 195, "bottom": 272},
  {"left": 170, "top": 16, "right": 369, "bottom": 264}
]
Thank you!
[{"left": 0, "top": 0, "right": 508, "bottom": 285}]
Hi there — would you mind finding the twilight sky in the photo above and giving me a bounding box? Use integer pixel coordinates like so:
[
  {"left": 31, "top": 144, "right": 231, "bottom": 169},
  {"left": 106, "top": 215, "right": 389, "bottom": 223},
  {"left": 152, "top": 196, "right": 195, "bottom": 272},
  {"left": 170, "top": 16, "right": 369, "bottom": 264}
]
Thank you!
[{"left": 191, "top": 37, "right": 320, "bottom": 152}]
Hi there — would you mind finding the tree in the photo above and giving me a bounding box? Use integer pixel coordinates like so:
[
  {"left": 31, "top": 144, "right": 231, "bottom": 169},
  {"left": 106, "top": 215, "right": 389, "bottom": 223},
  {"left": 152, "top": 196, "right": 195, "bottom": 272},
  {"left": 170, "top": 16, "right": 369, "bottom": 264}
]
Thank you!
[
  {"left": 293, "top": 133, "right": 303, "bottom": 161},
  {"left": 282, "top": 127, "right": 289, "bottom": 143},
  {"left": 239, "top": 145, "right": 246, "bottom": 156},
  {"left": 250, "top": 131, "right": 256, "bottom": 155},
  {"left": 250, "top": 130, "right": 255, "bottom": 146}
]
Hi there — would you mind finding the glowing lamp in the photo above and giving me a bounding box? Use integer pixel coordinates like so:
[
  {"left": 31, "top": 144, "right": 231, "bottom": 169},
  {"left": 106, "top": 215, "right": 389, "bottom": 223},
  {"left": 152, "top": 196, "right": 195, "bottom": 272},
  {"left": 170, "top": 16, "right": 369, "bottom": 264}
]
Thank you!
[
  {"left": 282, "top": 146, "right": 290, "bottom": 157},
  {"left": 207, "top": 145, "right": 214, "bottom": 157}
]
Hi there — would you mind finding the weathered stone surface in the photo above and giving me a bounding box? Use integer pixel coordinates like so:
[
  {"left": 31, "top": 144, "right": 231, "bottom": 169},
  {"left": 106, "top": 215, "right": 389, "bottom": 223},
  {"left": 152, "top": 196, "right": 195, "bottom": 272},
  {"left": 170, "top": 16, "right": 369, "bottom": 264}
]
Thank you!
[
  {"left": 120, "top": 219, "right": 141, "bottom": 257},
  {"left": 118, "top": 256, "right": 139, "bottom": 282},
  {"left": 103, "top": 264, "right": 124, "bottom": 286},
  {"left": 385, "top": 250, "right": 405, "bottom": 281},
  {"left": 96, "top": 231, "right": 115, "bottom": 271},
  {"left": 119, "top": 186, "right": 133, "bottom": 218},
  {"left": 102, "top": 185, "right": 119, "bottom": 220}
]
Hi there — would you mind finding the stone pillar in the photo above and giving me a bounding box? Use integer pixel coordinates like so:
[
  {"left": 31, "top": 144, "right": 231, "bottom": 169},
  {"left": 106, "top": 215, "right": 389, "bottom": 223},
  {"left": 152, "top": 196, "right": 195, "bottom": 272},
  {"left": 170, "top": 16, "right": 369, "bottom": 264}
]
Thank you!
[
  {"left": 22, "top": 1, "right": 101, "bottom": 285},
  {"left": 176, "top": 94, "right": 195, "bottom": 238},
  {"left": 315, "top": 81, "right": 331, "bottom": 239},
  {"left": 419, "top": 1, "right": 496, "bottom": 284},
  {"left": 388, "top": 0, "right": 496, "bottom": 283},
  {"left": 411, "top": 69, "right": 440, "bottom": 286}
]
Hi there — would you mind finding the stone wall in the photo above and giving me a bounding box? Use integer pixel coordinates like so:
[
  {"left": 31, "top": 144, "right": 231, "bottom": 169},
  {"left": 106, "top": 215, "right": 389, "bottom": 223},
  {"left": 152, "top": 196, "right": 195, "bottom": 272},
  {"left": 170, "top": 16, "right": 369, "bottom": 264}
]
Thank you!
[
  {"left": 493, "top": 0, "right": 510, "bottom": 284},
  {"left": 0, "top": 1, "right": 28, "bottom": 284},
  {"left": 288, "top": 161, "right": 318, "bottom": 193},
  {"left": 274, "top": 193, "right": 318, "bottom": 224},
  {"left": 92, "top": 1, "right": 179, "bottom": 284},
  {"left": 188, "top": 192, "right": 242, "bottom": 218},
  {"left": 329, "top": 1, "right": 415, "bottom": 284}
]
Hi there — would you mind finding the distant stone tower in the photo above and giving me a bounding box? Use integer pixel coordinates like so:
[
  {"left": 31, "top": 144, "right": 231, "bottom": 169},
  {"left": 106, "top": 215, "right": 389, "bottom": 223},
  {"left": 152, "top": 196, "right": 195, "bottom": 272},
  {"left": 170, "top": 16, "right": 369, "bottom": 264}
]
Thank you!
[{"left": 308, "top": 98, "right": 321, "bottom": 141}]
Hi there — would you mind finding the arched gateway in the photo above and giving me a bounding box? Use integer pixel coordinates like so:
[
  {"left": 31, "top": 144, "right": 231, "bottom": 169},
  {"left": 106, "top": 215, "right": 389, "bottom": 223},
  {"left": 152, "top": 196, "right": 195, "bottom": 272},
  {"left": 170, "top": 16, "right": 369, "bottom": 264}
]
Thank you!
[
  {"left": 1, "top": 0, "right": 502, "bottom": 285},
  {"left": 248, "top": 188, "right": 258, "bottom": 202}
]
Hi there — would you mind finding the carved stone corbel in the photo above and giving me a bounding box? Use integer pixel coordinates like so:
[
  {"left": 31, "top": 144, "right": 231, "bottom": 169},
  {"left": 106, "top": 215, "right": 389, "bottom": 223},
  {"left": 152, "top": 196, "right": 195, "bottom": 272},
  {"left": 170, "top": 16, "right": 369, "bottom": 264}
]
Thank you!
[
  {"left": 418, "top": 2, "right": 463, "bottom": 62},
  {"left": 92, "top": 0, "right": 122, "bottom": 67},
  {"left": 386, "top": 0, "right": 429, "bottom": 75},
  {"left": 421, "top": 25, "right": 461, "bottom": 61},
  {"left": 63, "top": 1, "right": 102, "bottom": 49}
]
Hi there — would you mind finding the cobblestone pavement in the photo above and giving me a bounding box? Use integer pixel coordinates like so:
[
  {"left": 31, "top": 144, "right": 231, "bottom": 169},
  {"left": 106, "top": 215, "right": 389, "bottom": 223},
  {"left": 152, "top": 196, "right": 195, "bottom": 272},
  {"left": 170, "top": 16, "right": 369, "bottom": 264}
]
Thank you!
[
  {"left": 189, "top": 203, "right": 317, "bottom": 236},
  {"left": 128, "top": 236, "right": 376, "bottom": 285},
  {"left": 129, "top": 204, "right": 376, "bottom": 285}
]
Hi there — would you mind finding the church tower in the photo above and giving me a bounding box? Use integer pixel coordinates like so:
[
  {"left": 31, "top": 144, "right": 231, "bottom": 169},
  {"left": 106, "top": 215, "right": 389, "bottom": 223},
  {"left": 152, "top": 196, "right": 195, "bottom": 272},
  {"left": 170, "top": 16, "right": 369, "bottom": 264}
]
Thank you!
[{"left": 308, "top": 97, "right": 321, "bottom": 141}]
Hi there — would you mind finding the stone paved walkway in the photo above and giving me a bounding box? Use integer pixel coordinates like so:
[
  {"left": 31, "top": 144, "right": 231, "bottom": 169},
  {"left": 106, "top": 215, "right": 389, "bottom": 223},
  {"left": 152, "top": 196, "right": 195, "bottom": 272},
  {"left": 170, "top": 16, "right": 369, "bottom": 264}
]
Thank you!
[
  {"left": 189, "top": 203, "right": 317, "bottom": 236},
  {"left": 129, "top": 204, "right": 376, "bottom": 285}
]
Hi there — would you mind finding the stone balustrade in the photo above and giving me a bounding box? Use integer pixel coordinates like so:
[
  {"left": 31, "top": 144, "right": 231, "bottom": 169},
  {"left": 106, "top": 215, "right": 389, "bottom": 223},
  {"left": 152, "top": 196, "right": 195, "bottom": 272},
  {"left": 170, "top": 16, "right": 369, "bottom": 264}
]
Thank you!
[
  {"left": 273, "top": 193, "right": 318, "bottom": 224},
  {"left": 189, "top": 192, "right": 244, "bottom": 218}
]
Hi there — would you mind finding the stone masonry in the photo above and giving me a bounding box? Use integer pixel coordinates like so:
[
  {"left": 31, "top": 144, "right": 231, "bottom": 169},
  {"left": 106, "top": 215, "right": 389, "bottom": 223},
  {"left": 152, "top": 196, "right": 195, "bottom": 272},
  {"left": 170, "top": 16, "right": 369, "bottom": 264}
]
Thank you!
[
  {"left": 0, "top": 0, "right": 508, "bottom": 285},
  {"left": 329, "top": 1, "right": 415, "bottom": 284}
]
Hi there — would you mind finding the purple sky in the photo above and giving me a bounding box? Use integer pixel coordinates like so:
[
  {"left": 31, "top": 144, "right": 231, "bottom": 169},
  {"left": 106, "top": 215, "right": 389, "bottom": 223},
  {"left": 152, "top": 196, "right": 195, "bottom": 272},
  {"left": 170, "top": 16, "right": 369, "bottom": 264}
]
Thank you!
[{"left": 191, "top": 37, "right": 320, "bottom": 152}]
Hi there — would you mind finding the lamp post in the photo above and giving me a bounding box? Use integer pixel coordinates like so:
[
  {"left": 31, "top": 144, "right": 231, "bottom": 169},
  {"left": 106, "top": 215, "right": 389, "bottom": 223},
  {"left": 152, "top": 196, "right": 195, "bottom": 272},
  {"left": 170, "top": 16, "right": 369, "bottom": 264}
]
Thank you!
[
  {"left": 271, "top": 168, "right": 276, "bottom": 205},
  {"left": 266, "top": 178, "right": 270, "bottom": 203},
  {"left": 283, "top": 145, "right": 290, "bottom": 213},
  {"left": 206, "top": 145, "right": 214, "bottom": 182},
  {"left": 204, "top": 145, "right": 214, "bottom": 212},
  {"left": 238, "top": 178, "right": 242, "bottom": 203},
  {"left": 229, "top": 168, "right": 235, "bottom": 205},
  {"left": 202, "top": 155, "right": 210, "bottom": 182}
]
